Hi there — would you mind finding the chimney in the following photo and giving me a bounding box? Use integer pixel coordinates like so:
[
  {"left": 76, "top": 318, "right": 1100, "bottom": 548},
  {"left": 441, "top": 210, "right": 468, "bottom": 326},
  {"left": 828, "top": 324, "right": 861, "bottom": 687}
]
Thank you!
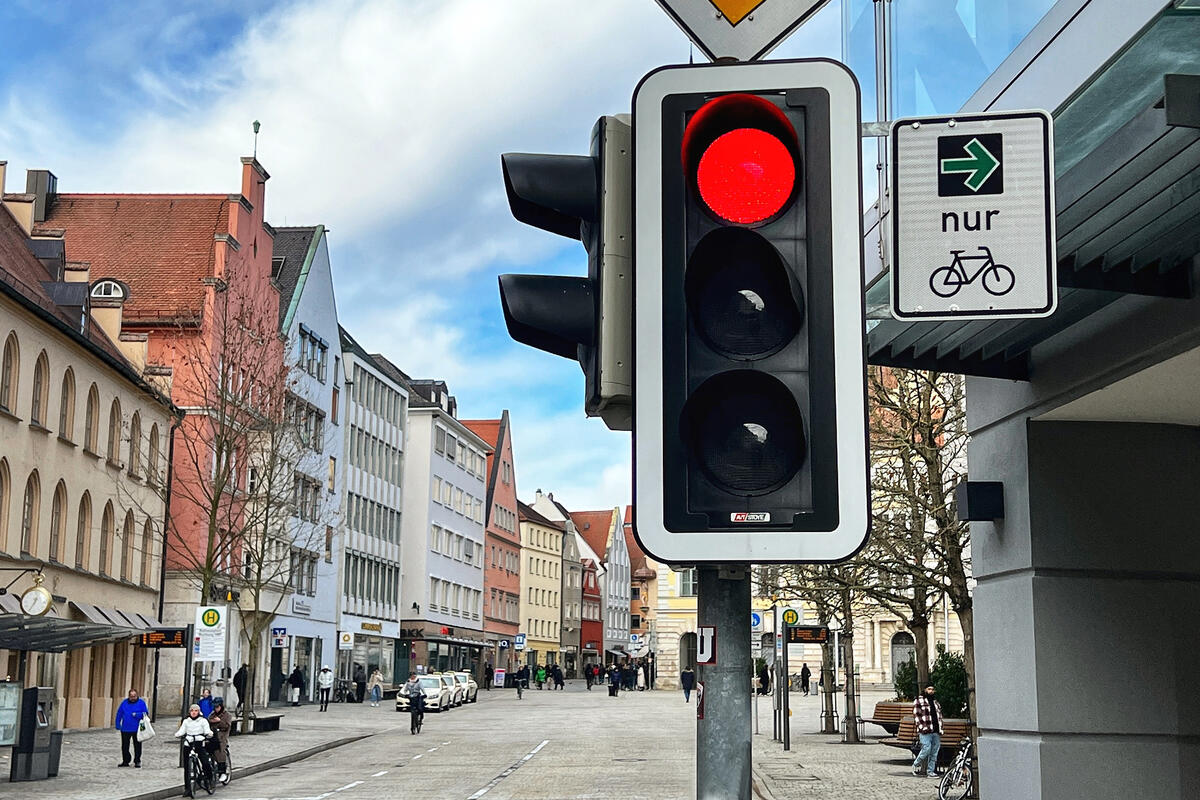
[{"left": 25, "top": 169, "right": 58, "bottom": 223}]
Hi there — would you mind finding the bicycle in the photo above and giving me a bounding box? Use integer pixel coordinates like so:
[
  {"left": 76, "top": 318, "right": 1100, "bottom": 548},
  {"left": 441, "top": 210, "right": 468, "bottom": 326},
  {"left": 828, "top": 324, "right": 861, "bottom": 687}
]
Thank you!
[
  {"left": 938, "top": 736, "right": 974, "bottom": 800},
  {"left": 182, "top": 735, "right": 215, "bottom": 797},
  {"left": 333, "top": 679, "right": 351, "bottom": 703},
  {"left": 929, "top": 246, "right": 1015, "bottom": 298},
  {"left": 410, "top": 705, "right": 424, "bottom": 735}
]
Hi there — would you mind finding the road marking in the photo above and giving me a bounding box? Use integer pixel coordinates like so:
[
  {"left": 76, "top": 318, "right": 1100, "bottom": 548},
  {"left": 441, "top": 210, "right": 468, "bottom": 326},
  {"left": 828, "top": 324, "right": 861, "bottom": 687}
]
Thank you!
[
  {"left": 412, "top": 754, "right": 423, "bottom": 760},
  {"left": 372, "top": 770, "right": 389, "bottom": 777},
  {"left": 335, "top": 781, "right": 363, "bottom": 793},
  {"left": 428, "top": 746, "right": 439, "bottom": 752},
  {"left": 466, "top": 739, "right": 550, "bottom": 800}
]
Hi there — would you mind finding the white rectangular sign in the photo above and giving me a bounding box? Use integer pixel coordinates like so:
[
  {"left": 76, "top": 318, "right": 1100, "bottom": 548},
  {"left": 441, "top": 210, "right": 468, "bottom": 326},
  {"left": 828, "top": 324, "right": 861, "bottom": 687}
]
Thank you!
[
  {"left": 891, "top": 110, "right": 1056, "bottom": 321},
  {"left": 193, "top": 605, "right": 227, "bottom": 662},
  {"left": 338, "top": 631, "right": 354, "bottom": 650},
  {"left": 655, "top": 0, "right": 830, "bottom": 62}
]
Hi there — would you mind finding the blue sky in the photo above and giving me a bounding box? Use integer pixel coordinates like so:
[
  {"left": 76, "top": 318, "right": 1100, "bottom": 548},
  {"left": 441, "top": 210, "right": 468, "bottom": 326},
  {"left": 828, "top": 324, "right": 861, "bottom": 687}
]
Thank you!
[{"left": 0, "top": 0, "right": 844, "bottom": 512}]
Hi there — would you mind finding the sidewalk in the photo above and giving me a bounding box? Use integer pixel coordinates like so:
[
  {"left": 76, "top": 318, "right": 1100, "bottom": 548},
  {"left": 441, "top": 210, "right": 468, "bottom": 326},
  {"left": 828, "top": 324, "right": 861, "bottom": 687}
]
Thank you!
[{"left": 0, "top": 698, "right": 419, "bottom": 800}]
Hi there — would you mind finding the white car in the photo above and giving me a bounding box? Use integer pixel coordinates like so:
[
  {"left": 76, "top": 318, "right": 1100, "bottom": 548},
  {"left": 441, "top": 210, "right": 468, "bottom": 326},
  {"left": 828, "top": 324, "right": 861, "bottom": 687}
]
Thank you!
[
  {"left": 452, "top": 672, "right": 478, "bottom": 704},
  {"left": 396, "top": 676, "right": 451, "bottom": 713},
  {"left": 436, "top": 673, "right": 464, "bottom": 707}
]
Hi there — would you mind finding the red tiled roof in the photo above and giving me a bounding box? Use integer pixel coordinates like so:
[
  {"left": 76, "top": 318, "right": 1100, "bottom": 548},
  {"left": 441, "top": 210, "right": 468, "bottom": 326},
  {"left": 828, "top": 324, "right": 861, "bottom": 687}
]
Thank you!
[
  {"left": 571, "top": 510, "right": 615, "bottom": 560},
  {"left": 460, "top": 419, "right": 501, "bottom": 448},
  {"left": 42, "top": 194, "right": 230, "bottom": 322},
  {"left": 0, "top": 204, "right": 157, "bottom": 395}
]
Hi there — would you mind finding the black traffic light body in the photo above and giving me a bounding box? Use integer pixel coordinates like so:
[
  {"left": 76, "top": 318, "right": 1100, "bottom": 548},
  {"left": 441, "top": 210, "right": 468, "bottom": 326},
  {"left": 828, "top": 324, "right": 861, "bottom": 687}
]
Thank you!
[
  {"left": 499, "top": 116, "right": 632, "bottom": 430},
  {"left": 633, "top": 59, "right": 868, "bottom": 564}
]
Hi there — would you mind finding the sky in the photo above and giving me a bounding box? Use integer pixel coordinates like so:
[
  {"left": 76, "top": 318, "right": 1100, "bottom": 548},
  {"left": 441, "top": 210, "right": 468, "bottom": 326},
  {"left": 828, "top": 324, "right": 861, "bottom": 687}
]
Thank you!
[{"left": 0, "top": 0, "right": 844, "bottom": 513}]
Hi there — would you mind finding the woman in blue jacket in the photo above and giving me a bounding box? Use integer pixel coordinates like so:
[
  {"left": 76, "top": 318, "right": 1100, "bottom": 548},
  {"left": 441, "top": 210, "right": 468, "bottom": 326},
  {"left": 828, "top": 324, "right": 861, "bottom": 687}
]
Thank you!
[{"left": 115, "top": 689, "right": 149, "bottom": 767}]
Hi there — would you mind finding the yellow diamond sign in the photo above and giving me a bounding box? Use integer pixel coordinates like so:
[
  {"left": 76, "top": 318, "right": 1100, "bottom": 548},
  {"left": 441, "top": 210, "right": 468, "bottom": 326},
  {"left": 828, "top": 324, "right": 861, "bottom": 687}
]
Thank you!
[
  {"left": 656, "top": 0, "right": 831, "bottom": 61},
  {"left": 710, "top": 0, "right": 767, "bottom": 26}
]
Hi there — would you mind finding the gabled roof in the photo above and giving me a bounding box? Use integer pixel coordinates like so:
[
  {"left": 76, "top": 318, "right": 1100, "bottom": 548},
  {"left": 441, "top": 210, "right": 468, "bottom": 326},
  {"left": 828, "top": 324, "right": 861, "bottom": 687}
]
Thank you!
[
  {"left": 41, "top": 194, "right": 230, "bottom": 322},
  {"left": 518, "top": 500, "right": 565, "bottom": 530},
  {"left": 460, "top": 419, "right": 500, "bottom": 449},
  {"left": 271, "top": 225, "right": 321, "bottom": 331},
  {"left": 571, "top": 510, "right": 615, "bottom": 561},
  {"left": 462, "top": 414, "right": 507, "bottom": 518},
  {"left": 0, "top": 204, "right": 170, "bottom": 407}
]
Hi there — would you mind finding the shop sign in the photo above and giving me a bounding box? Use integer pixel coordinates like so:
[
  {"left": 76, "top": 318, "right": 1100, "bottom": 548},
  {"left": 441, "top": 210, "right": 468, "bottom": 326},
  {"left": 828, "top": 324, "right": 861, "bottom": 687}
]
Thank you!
[
  {"left": 292, "top": 598, "right": 312, "bottom": 616},
  {"left": 338, "top": 631, "right": 354, "bottom": 650},
  {"left": 361, "top": 621, "right": 383, "bottom": 633}
]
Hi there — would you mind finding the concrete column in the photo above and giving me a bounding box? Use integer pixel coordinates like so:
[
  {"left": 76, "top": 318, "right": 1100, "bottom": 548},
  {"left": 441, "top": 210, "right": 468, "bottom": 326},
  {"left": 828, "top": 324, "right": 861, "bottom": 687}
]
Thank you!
[
  {"left": 88, "top": 644, "right": 115, "bottom": 727},
  {"left": 971, "top": 420, "right": 1200, "bottom": 800}
]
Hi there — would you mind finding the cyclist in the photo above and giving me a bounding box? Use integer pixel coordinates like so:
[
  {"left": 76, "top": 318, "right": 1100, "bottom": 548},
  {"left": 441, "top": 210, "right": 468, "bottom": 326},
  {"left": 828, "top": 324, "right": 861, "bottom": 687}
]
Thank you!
[
  {"left": 174, "top": 703, "right": 214, "bottom": 796},
  {"left": 401, "top": 673, "right": 425, "bottom": 735},
  {"left": 207, "top": 697, "right": 232, "bottom": 785}
]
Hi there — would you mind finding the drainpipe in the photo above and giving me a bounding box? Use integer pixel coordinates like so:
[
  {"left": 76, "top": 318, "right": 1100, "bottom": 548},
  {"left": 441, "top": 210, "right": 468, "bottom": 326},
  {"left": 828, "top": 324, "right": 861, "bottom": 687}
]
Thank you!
[{"left": 151, "top": 411, "right": 184, "bottom": 722}]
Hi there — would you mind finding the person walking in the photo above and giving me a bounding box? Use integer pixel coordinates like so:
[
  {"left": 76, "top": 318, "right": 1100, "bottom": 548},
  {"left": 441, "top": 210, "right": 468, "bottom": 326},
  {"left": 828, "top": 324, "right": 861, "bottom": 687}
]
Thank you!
[
  {"left": 535, "top": 664, "right": 546, "bottom": 690},
  {"left": 207, "top": 697, "right": 232, "bottom": 785},
  {"left": 484, "top": 663, "right": 493, "bottom": 691},
  {"left": 636, "top": 663, "right": 645, "bottom": 691},
  {"left": 517, "top": 664, "right": 529, "bottom": 699},
  {"left": 607, "top": 665, "right": 620, "bottom": 697},
  {"left": 403, "top": 674, "right": 426, "bottom": 734},
  {"left": 317, "top": 665, "right": 334, "bottom": 711},
  {"left": 114, "top": 689, "right": 149, "bottom": 768},
  {"left": 800, "top": 663, "right": 812, "bottom": 696},
  {"left": 366, "top": 669, "right": 384, "bottom": 707},
  {"left": 911, "top": 685, "right": 944, "bottom": 777},
  {"left": 287, "top": 666, "right": 306, "bottom": 707},
  {"left": 642, "top": 659, "right": 652, "bottom": 690},
  {"left": 553, "top": 664, "right": 565, "bottom": 690},
  {"left": 232, "top": 664, "right": 248, "bottom": 713},
  {"left": 585, "top": 663, "right": 594, "bottom": 690},
  {"left": 353, "top": 664, "right": 367, "bottom": 704},
  {"left": 680, "top": 666, "right": 696, "bottom": 703},
  {"left": 757, "top": 663, "right": 771, "bottom": 696},
  {"left": 197, "top": 688, "right": 214, "bottom": 718}
]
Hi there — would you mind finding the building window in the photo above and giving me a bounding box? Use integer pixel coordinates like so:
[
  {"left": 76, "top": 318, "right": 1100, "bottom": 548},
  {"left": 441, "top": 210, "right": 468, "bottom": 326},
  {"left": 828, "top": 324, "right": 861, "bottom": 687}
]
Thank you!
[
  {"left": 84, "top": 385, "right": 99, "bottom": 452},
  {"left": 30, "top": 352, "right": 49, "bottom": 426},
  {"left": 121, "top": 511, "right": 135, "bottom": 581},
  {"left": 325, "top": 525, "right": 333, "bottom": 563},
  {"left": 147, "top": 424, "right": 160, "bottom": 486},
  {"left": 679, "top": 568, "right": 697, "bottom": 597},
  {"left": 106, "top": 398, "right": 122, "bottom": 463},
  {"left": 75, "top": 492, "right": 91, "bottom": 570},
  {"left": 0, "top": 333, "right": 18, "bottom": 413},
  {"left": 99, "top": 502, "right": 115, "bottom": 576},
  {"left": 331, "top": 387, "right": 339, "bottom": 424},
  {"left": 328, "top": 457, "right": 336, "bottom": 492},
  {"left": 58, "top": 369, "right": 75, "bottom": 440},
  {"left": 128, "top": 413, "right": 142, "bottom": 477},
  {"left": 49, "top": 481, "right": 66, "bottom": 563},
  {"left": 20, "top": 471, "right": 40, "bottom": 556},
  {"left": 141, "top": 519, "right": 155, "bottom": 586}
]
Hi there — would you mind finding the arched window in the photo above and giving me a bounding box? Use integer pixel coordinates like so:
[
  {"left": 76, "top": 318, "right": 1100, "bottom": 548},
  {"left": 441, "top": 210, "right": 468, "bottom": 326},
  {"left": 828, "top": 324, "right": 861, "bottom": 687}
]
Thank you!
[
  {"left": 0, "top": 459, "right": 9, "bottom": 552},
  {"left": 30, "top": 352, "right": 49, "bottom": 426},
  {"left": 147, "top": 424, "right": 160, "bottom": 486},
  {"left": 107, "top": 398, "right": 122, "bottom": 462},
  {"left": 99, "top": 501, "right": 115, "bottom": 576},
  {"left": 141, "top": 518, "right": 155, "bottom": 586},
  {"left": 20, "top": 471, "right": 40, "bottom": 556},
  {"left": 75, "top": 492, "right": 92, "bottom": 570},
  {"left": 58, "top": 369, "right": 75, "bottom": 440},
  {"left": 91, "top": 280, "right": 126, "bottom": 300},
  {"left": 128, "top": 413, "right": 142, "bottom": 476},
  {"left": 49, "top": 481, "right": 66, "bottom": 562},
  {"left": 121, "top": 511, "right": 135, "bottom": 581},
  {"left": 84, "top": 384, "right": 99, "bottom": 452},
  {"left": 0, "top": 332, "right": 17, "bottom": 413}
]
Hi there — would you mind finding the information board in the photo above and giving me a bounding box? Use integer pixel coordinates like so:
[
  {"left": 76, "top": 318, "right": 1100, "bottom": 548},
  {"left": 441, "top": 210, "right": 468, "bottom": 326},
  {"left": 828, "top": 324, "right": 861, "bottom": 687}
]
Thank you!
[
  {"left": 139, "top": 628, "right": 187, "bottom": 648},
  {"left": 785, "top": 625, "right": 830, "bottom": 644}
]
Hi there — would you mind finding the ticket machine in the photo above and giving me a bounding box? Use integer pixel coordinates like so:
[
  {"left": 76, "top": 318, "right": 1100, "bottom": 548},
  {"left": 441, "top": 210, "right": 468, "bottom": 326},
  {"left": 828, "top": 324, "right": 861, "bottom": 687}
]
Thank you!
[{"left": 9, "top": 686, "right": 62, "bottom": 781}]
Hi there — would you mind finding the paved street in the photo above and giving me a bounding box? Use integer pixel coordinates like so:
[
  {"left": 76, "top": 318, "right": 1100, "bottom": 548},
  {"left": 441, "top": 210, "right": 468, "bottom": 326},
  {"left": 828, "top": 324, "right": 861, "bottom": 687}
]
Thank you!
[{"left": 0, "top": 682, "right": 946, "bottom": 800}]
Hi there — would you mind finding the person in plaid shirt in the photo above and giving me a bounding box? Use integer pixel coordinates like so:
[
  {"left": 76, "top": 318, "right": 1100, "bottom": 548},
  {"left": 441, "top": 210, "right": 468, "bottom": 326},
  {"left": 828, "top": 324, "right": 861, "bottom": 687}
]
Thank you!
[{"left": 912, "top": 685, "right": 943, "bottom": 777}]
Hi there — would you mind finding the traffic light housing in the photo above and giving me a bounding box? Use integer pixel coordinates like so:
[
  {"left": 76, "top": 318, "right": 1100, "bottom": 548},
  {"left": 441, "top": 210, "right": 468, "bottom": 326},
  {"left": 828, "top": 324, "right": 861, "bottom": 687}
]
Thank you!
[
  {"left": 632, "top": 59, "right": 869, "bottom": 563},
  {"left": 498, "top": 116, "right": 632, "bottom": 430}
]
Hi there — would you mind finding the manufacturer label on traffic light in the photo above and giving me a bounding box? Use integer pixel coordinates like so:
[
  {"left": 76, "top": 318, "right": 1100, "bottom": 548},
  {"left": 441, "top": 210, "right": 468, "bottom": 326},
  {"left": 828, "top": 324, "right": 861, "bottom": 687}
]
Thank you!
[{"left": 730, "top": 512, "right": 771, "bottom": 523}]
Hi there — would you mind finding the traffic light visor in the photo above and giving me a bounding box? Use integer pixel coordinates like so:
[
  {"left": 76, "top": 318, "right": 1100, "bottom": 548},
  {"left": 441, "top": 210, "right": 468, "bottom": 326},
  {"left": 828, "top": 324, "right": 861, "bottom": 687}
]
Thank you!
[{"left": 682, "top": 93, "right": 800, "bottom": 225}]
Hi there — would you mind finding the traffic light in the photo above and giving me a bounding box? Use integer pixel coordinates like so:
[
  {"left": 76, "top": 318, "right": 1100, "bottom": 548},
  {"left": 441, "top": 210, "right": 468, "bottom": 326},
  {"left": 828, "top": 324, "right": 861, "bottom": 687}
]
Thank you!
[
  {"left": 498, "top": 116, "right": 632, "bottom": 430},
  {"left": 632, "top": 59, "right": 869, "bottom": 563}
]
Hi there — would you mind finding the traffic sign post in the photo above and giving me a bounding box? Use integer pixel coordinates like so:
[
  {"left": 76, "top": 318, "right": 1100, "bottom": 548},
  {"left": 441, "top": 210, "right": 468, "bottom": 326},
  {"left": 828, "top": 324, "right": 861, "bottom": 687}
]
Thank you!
[{"left": 890, "top": 110, "right": 1057, "bottom": 320}]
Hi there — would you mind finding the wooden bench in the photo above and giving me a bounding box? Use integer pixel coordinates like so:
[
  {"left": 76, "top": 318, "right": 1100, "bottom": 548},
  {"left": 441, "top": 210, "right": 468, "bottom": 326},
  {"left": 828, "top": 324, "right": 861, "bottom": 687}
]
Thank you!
[
  {"left": 881, "top": 715, "right": 972, "bottom": 765},
  {"left": 865, "top": 701, "right": 909, "bottom": 735},
  {"left": 231, "top": 713, "right": 283, "bottom": 735}
]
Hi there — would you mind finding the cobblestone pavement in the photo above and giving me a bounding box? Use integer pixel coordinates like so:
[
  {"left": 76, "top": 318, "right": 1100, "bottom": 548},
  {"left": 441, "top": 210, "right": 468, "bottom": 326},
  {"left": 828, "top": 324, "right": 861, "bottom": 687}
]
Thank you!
[{"left": 0, "top": 682, "right": 943, "bottom": 800}]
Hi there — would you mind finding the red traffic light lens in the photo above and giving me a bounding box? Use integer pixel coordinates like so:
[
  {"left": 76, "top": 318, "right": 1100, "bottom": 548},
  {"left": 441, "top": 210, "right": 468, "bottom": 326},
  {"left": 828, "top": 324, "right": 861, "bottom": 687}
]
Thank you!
[{"left": 697, "top": 128, "right": 795, "bottom": 224}]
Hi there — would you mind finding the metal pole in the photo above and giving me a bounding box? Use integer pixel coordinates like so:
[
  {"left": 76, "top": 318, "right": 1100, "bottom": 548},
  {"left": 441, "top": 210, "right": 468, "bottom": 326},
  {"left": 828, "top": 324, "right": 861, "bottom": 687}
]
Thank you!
[
  {"left": 696, "top": 565, "right": 751, "bottom": 800},
  {"left": 772, "top": 604, "right": 779, "bottom": 741},
  {"left": 782, "top": 621, "right": 790, "bottom": 751}
]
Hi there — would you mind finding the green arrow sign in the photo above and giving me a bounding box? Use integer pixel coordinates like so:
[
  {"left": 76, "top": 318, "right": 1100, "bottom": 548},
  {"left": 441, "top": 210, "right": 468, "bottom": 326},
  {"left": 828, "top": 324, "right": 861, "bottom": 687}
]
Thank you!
[{"left": 940, "top": 137, "right": 1000, "bottom": 192}]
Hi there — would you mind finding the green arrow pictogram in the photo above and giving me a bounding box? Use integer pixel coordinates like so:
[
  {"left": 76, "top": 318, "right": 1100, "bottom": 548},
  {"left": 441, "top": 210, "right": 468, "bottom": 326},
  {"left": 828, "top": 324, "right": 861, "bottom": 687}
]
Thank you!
[{"left": 940, "top": 137, "right": 1000, "bottom": 192}]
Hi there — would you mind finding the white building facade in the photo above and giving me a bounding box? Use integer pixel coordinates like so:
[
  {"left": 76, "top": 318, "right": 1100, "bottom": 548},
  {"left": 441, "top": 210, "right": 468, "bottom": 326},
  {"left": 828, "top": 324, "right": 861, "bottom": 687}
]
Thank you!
[{"left": 337, "top": 327, "right": 408, "bottom": 688}]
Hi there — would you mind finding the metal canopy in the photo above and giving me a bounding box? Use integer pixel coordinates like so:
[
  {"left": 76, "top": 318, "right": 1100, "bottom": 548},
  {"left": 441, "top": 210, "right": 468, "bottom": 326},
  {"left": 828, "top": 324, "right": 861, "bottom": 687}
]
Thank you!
[
  {"left": 0, "top": 595, "right": 159, "bottom": 653},
  {"left": 868, "top": 8, "right": 1200, "bottom": 379}
]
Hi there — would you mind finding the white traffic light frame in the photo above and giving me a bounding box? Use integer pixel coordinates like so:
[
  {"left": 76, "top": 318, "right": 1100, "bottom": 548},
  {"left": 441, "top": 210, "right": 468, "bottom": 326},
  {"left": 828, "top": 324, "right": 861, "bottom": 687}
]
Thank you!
[{"left": 632, "top": 59, "right": 868, "bottom": 564}]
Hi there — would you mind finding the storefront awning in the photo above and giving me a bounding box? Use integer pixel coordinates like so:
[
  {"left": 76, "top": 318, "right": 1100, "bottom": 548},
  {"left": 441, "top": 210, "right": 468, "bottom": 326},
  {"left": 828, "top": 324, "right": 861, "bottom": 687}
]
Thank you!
[{"left": 0, "top": 595, "right": 159, "bottom": 653}]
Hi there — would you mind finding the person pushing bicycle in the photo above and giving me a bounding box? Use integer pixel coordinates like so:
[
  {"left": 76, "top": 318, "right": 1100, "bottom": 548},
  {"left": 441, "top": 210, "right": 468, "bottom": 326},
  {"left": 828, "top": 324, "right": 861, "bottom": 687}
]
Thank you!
[{"left": 402, "top": 673, "right": 425, "bottom": 734}]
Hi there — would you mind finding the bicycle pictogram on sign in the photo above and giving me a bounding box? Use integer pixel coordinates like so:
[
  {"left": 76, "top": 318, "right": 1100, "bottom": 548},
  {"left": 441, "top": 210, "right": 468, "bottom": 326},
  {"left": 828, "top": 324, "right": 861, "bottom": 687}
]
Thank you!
[{"left": 929, "top": 246, "right": 1015, "bottom": 298}]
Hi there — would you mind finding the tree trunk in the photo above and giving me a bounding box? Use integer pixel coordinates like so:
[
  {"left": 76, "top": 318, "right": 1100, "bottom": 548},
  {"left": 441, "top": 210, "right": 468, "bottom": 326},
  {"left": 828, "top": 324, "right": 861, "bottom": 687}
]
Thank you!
[
  {"left": 820, "top": 642, "right": 837, "bottom": 733},
  {"left": 245, "top": 632, "right": 261, "bottom": 727},
  {"left": 840, "top": 588, "right": 860, "bottom": 743},
  {"left": 910, "top": 616, "right": 931, "bottom": 690},
  {"left": 956, "top": 604, "right": 976, "bottom": 725}
]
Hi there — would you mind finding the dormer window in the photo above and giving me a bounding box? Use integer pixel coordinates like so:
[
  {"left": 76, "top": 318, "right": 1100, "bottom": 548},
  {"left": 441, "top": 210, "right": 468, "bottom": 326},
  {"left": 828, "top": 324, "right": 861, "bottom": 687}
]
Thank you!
[{"left": 91, "top": 280, "right": 127, "bottom": 300}]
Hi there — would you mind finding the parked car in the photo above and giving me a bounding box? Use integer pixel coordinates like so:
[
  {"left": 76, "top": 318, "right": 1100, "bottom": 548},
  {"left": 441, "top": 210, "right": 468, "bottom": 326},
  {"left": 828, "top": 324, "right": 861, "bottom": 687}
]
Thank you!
[
  {"left": 396, "top": 676, "right": 451, "bottom": 713},
  {"left": 453, "top": 672, "right": 478, "bottom": 703},
  {"left": 437, "top": 673, "right": 464, "bottom": 707}
]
